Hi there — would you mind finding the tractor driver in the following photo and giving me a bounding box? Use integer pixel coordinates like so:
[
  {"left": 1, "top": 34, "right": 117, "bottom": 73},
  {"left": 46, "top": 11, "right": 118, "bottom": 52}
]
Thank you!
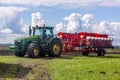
[{"left": 44, "top": 29, "right": 53, "bottom": 38}]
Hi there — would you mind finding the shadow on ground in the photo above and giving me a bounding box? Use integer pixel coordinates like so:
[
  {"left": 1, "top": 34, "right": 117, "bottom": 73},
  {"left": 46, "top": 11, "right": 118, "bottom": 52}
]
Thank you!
[
  {"left": 0, "top": 62, "right": 32, "bottom": 78},
  {"left": 40, "top": 55, "right": 74, "bottom": 60},
  {"left": 88, "top": 55, "right": 120, "bottom": 59}
]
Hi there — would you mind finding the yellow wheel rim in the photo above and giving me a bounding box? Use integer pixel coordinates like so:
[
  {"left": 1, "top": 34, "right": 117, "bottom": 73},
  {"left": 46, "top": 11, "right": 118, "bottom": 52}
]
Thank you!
[
  {"left": 34, "top": 47, "right": 39, "bottom": 55},
  {"left": 53, "top": 43, "right": 60, "bottom": 55}
]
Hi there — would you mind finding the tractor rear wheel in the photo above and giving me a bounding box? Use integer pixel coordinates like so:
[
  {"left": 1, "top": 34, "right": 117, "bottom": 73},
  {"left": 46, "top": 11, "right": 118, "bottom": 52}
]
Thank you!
[
  {"left": 97, "top": 48, "right": 105, "bottom": 56},
  {"left": 48, "top": 39, "right": 62, "bottom": 57},
  {"left": 15, "top": 51, "right": 25, "bottom": 57},
  {"left": 27, "top": 43, "right": 41, "bottom": 58}
]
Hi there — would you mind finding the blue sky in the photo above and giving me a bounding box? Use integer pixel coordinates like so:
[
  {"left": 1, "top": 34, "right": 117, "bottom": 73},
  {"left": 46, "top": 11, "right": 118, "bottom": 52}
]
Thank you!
[{"left": 0, "top": 0, "right": 120, "bottom": 45}]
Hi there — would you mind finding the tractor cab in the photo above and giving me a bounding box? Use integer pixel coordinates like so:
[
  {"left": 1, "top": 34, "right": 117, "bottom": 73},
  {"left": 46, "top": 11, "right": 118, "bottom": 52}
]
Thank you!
[{"left": 29, "top": 25, "right": 54, "bottom": 40}]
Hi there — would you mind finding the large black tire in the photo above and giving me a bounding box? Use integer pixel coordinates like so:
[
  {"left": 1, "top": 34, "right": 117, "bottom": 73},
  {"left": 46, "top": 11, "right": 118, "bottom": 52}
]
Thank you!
[
  {"left": 15, "top": 51, "right": 26, "bottom": 57},
  {"left": 97, "top": 48, "right": 105, "bottom": 56},
  {"left": 27, "top": 43, "right": 41, "bottom": 58},
  {"left": 82, "top": 52, "right": 89, "bottom": 56},
  {"left": 48, "top": 39, "right": 62, "bottom": 57}
]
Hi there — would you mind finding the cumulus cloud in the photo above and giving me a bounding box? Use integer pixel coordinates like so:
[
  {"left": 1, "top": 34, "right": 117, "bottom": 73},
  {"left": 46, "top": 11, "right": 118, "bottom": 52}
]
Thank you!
[
  {"left": 54, "top": 22, "right": 66, "bottom": 34},
  {"left": 54, "top": 13, "right": 82, "bottom": 33},
  {"left": 0, "top": 6, "right": 28, "bottom": 34},
  {"left": 81, "top": 14, "right": 94, "bottom": 31},
  {"left": 92, "top": 21, "right": 120, "bottom": 34},
  {"left": 64, "top": 13, "right": 82, "bottom": 32},
  {"left": 54, "top": 13, "right": 94, "bottom": 33},
  {"left": 0, "top": 6, "right": 28, "bottom": 43},
  {"left": 31, "top": 12, "right": 45, "bottom": 27}
]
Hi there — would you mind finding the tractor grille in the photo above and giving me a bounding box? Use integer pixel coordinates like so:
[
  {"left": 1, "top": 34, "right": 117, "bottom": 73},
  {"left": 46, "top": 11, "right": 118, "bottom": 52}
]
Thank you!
[{"left": 15, "top": 41, "right": 22, "bottom": 50}]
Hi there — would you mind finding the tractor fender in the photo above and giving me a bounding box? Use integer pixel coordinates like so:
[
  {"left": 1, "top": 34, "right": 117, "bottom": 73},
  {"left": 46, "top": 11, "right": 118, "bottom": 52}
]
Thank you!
[{"left": 48, "top": 38, "right": 61, "bottom": 45}]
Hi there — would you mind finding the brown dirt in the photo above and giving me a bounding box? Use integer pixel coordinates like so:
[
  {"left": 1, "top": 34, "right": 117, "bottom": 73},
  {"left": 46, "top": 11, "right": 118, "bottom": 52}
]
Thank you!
[
  {"left": 0, "top": 57, "right": 50, "bottom": 80},
  {"left": 13, "top": 59, "right": 50, "bottom": 80},
  {"left": 0, "top": 63, "right": 32, "bottom": 80}
]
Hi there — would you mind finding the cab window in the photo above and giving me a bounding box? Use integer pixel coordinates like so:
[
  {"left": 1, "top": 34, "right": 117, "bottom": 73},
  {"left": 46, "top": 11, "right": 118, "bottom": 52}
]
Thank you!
[
  {"left": 45, "top": 29, "right": 53, "bottom": 38},
  {"left": 34, "top": 28, "right": 43, "bottom": 36}
]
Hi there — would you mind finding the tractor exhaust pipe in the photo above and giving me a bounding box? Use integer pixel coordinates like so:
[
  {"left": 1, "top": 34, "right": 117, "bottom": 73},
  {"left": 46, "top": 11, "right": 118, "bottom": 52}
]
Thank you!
[{"left": 29, "top": 26, "right": 32, "bottom": 36}]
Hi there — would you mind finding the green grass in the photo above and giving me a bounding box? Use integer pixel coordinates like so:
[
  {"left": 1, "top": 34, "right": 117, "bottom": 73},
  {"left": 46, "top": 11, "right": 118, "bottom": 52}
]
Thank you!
[
  {"left": 0, "top": 54, "right": 120, "bottom": 80},
  {"left": 48, "top": 54, "right": 120, "bottom": 80}
]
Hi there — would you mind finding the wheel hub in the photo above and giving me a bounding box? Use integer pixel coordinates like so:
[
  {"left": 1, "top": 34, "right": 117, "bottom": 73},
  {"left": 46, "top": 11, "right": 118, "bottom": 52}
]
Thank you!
[
  {"left": 53, "top": 43, "right": 60, "bottom": 55},
  {"left": 34, "top": 47, "right": 39, "bottom": 55}
]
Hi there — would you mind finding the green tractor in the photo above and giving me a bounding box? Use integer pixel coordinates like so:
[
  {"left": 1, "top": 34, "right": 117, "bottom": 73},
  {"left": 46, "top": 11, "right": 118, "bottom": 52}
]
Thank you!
[{"left": 10, "top": 25, "right": 62, "bottom": 58}]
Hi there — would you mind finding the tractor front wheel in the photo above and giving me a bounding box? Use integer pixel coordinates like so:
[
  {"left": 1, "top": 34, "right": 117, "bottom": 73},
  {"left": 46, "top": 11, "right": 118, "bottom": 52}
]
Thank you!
[
  {"left": 48, "top": 39, "right": 62, "bottom": 57},
  {"left": 27, "top": 43, "right": 41, "bottom": 58}
]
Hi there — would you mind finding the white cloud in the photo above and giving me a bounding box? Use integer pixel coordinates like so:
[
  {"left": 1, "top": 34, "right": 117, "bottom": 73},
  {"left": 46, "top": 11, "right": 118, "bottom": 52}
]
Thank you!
[
  {"left": 64, "top": 13, "right": 82, "bottom": 33},
  {"left": 81, "top": 14, "right": 94, "bottom": 30},
  {"left": 0, "top": 28, "right": 13, "bottom": 34},
  {"left": 0, "top": 0, "right": 120, "bottom": 8},
  {"left": 92, "top": 21, "right": 120, "bottom": 34},
  {"left": 31, "top": 12, "right": 45, "bottom": 27},
  {"left": 54, "top": 13, "right": 93, "bottom": 33},
  {"left": 99, "top": 0, "right": 120, "bottom": 7},
  {"left": 0, "top": 6, "right": 28, "bottom": 43},
  {"left": 21, "top": 25, "right": 29, "bottom": 33},
  {"left": 0, "top": 6, "right": 28, "bottom": 34},
  {"left": 54, "top": 22, "right": 66, "bottom": 34},
  {"left": 0, "top": 6, "right": 28, "bottom": 12}
]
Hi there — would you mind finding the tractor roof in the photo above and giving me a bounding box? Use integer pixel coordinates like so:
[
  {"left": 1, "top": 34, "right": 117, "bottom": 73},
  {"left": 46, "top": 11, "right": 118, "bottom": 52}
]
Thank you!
[{"left": 33, "top": 26, "right": 54, "bottom": 29}]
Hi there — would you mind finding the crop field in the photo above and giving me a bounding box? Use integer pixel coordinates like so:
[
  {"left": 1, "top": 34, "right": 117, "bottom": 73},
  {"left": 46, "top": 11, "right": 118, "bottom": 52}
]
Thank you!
[{"left": 0, "top": 47, "right": 120, "bottom": 80}]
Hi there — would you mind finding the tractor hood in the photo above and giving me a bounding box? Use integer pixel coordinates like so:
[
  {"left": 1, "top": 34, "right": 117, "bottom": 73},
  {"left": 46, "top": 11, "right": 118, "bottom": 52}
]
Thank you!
[
  {"left": 15, "top": 36, "right": 41, "bottom": 43},
  {"left": 10, "top": 36, "right": 41, "bottom": 52},
  {"left": 15, "top": 36, "right": 40, "bottom": 40}
]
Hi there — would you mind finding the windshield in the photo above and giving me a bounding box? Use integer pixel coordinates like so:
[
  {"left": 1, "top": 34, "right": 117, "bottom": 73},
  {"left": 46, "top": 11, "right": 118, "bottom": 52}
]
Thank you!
[{"left": 33, "top": 28, "right": 43, "bottom": 36}]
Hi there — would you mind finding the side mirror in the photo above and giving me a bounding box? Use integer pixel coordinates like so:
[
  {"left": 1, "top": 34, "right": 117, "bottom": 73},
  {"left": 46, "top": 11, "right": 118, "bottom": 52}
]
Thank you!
[{"left": 29, "top": 26, "right": 32, "bottom": 36}]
